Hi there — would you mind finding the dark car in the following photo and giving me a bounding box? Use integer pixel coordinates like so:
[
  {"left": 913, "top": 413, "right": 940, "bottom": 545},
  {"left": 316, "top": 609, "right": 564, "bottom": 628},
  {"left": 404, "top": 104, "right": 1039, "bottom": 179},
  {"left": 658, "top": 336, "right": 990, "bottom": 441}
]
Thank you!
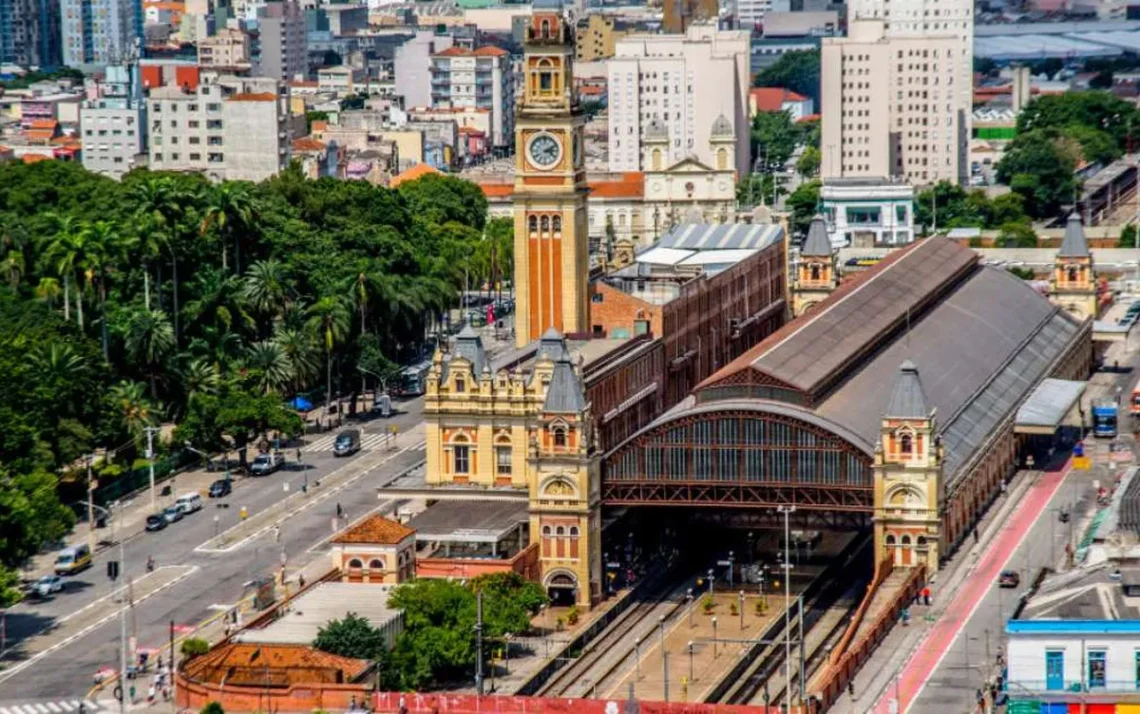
[
  {"left": 998, "top": 570, "right": 1020, "bottom": 588},
  {"left": 208, "top": 479, "right": 232, "bottom": 498},
  {"left": 145, "top": 514, "right": 168, "bottom": 532}
]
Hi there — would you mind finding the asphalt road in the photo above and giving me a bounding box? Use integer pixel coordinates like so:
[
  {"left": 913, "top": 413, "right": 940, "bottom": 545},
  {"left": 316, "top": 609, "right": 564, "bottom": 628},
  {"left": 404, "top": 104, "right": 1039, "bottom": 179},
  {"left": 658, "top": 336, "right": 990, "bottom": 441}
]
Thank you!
[{"left": 0, "top": 398, "right": 427, "bottom": 702}]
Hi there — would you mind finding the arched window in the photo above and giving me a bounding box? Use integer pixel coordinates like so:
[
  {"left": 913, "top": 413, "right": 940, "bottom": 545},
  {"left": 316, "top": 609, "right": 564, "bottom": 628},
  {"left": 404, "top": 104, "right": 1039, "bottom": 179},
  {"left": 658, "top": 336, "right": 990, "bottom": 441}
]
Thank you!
[
  {"left": 899, "top": 432, "right": 913, "bottom": 455},
  {"left": 453, "top": 436, "right": 470, "bottom": 474},
  {"left": 528, "top": 215, "right": 538, "bottom": 234},
  {"left": 885, "top": 534, "right": 896, "bottom": 546},
  {"left": 1067, "top": 266, "right": 1079, "bottom": 282},
  {"left": 540, "top": 215, "right": 550, "bottom": 232},
  {"left": 900, "top": 534, "right": 912, "bottom": 546},
  {"left": 369, "top": 558, "right": 385, "bottom": 569},
  {"left": 810, "top": 264, "right": 821, "bottom": 281},
  {"left": 652, "top": 148, "right": 662, "bottom": 171},
  {"left": 569, "top": 526, "right": 579, "bottom": 537},
  {"left": 552, "top": 215, "right": 562, "bottom": 233},
  {"left": 916, "top": 536, "right": 927, "bottom": 548},
  {"left": 716, "top": 147, "right": 727, "bottom": 170},
  {"left": 553, "top": 427, "right": 567, "bottom": 447},
  {"left": 348, "top": 558, "right": 363, "bottom": 569},
  {"left": 542, "top": 525, "right": 552, "bottom": 536},
  {"left": 555, "top": 526, "right": 565, "bottom": 536},
  {"left": 540, "top": 19, "right": 551, "bottom": 38}
]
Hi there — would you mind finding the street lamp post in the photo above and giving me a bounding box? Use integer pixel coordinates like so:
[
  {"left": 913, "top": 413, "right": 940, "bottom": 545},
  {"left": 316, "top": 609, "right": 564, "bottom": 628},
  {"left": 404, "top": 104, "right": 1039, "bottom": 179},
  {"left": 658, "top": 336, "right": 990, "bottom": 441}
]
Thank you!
[
  {"left": 777, "top": 505, "right": 796, "bottom": 704},
  {"left": 712, "top": 617, "right": 718, "bottom": 658},
  {"left": 658, "top": 615, "right": 666, "bottom": 653},
  {"left": 687, "top": 588, "right": 695, "bottom": 628},
  {"left": 728, "top": 551, "right": 735, "bottom": 589},
  {"left": 687, "top": 641, "right": 694, "bottom": 682},
  {"left": 739, "top": 591, "right": 745, "bottom": 631}
]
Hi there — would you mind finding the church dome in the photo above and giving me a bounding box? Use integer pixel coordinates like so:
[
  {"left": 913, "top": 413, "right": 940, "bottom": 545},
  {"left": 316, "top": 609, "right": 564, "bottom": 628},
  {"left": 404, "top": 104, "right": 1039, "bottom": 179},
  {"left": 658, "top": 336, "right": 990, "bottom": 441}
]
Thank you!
[{"left": 710, "top": 114, "right": 733, "bottom": 138}]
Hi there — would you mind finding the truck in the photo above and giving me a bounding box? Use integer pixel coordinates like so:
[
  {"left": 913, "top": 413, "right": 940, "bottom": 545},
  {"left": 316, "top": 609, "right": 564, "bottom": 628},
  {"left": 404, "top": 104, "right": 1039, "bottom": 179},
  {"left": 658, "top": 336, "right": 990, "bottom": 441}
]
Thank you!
[{"left": 1092, "top": 400, "right": 1118, "bottom": 438}]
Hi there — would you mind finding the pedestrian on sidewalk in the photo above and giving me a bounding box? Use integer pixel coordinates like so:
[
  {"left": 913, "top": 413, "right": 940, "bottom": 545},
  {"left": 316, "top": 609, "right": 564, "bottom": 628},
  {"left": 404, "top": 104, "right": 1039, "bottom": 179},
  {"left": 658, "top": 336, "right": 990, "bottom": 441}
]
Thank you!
[
  {"left": 147, "top": 684, "right": 156, "bottom": 704},
  {"left": 973, "top": 526, "right": 979, "bottom": 544},
  {"left": 336, "top": 502, "right": 343, "bottom": 519},
  {"left": 922, "top": 586, "right": 931, "bottom": 606},
  {"left": 298, "top": 572, "right": 306, "bottom": 589},
  {"left": 274, "top": 524, "right": 281, "bottom": 543},
  {"left": 848, "top": 680, "right": 855, "bottom": 697}
]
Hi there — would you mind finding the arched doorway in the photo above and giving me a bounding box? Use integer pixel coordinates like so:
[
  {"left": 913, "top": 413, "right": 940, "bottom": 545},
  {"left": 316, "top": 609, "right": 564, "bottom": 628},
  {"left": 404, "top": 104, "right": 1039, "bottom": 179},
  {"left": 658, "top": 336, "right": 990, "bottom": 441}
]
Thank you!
[
  {"left": 900, "top": 534, "right": 913, "bottom": 566},
  {"left": 545, "top": 570, "right": 579, "bottom": 606}
]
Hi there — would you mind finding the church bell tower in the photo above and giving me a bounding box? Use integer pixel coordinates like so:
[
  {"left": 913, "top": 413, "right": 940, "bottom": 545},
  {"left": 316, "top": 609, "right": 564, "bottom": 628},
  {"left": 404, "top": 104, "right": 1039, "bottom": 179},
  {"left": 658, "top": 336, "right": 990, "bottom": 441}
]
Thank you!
[{"left": 512, "top": 0, "right": 590, "bottom": 347}]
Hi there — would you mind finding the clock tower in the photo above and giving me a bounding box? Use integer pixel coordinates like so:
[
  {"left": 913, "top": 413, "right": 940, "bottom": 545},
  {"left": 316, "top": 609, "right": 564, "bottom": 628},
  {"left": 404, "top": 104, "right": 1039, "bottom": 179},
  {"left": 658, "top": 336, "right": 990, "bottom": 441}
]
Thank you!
[{"left": 513, "top": 0, "right": 590, "bottom": 348}]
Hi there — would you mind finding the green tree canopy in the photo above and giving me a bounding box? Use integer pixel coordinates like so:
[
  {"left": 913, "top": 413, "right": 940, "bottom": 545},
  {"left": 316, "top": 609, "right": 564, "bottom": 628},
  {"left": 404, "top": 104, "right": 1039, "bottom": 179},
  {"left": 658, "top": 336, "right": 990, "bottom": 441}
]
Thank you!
[
  {"left": 750, "top": 110, "right": 802, "bottom": 169},
  {"left": 753, "top": 50, "right": 820, "bottom": 106},
  {"left": 396, "top": 174, "right": 490, "bottom": 230},
  {"left": 314, "top": 612, "right": 389, "bottom": 661},
  {"left": 995, "top": 129, "right": 1080, "bottom": 219},
  {"left": 785, "top": 180, "right": 821, "bottom": 239}
]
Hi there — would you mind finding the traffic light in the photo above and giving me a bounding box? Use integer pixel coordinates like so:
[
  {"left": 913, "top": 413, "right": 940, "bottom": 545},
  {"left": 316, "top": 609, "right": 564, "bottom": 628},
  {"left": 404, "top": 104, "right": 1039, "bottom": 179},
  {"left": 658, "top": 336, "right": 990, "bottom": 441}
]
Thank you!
[{"left": 107, "top": 560, "right": 120, "bottom": 580}]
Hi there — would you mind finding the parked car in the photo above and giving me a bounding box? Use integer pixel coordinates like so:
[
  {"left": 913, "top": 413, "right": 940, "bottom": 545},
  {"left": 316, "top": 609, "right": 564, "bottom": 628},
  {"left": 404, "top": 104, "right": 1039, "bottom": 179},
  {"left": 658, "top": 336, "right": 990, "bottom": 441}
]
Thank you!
[
  {"left": 53, "top": 545, "right": 92, "bottom": 575},
  {"left": 333, "top": 429, "right": 361, "bottom": 457},
  {"left": 249, "top": 452, "right": 285, "bottom": 476},
  {"left": 998, "top": 570, "right": 1021, "bottom": 588},
  {"left": 33, "top": 575, "right": 64, "bottom": 598},
  {"left": 162, "top": 505, "right": 184, "bottom": 524},
  {"left": 145, "top": 514, "right": 168, "bottom": 532},
  {"left": 175, "top": 493, "right": 203, "bottom": 515},
  {"left": 208, "top": 479, "right": 232, "bottom": 498}
]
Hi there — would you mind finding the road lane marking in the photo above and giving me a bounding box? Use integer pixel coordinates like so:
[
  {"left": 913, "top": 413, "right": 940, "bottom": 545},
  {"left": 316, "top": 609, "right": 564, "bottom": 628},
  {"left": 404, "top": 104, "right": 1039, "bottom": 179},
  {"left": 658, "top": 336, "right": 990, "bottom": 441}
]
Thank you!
[
  {"left": 0, "top": 566, "right": 198, "bottom": 685},
  {"left": 46, "top": 703, "right": 61, "bottom": 712},
  {"left": 194, "top": 441, "right": 425, "bottom": 554}
]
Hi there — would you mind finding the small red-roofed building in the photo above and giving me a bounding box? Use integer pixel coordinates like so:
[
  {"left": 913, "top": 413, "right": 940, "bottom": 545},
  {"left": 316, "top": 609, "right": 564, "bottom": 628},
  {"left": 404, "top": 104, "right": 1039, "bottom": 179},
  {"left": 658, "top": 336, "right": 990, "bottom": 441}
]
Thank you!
[
  {"left": 748, "top": 87, "right": 814, "bottom": 121},
  {"left": 330, "top": 514, "right": 416, "bottom": 584}
]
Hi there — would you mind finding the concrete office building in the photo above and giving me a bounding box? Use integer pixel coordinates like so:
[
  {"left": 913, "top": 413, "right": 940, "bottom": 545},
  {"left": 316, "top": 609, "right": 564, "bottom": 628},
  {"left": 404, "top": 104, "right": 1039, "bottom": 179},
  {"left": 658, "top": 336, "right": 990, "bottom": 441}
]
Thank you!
[
  {"left": 147, "top": 75, "right": 290, "bottom": 182},
  {"left": 662, "top": 0, "right": 718, "bottom": 32},
  {"left": 607, "top": 24, "right": 750, "bottom": 179},
  {"left": 198, "top": 27, "right": 251, "bottom": 69},
  {"left": 394, "top": 30, "right": 455, "bottom": 111},
  {"left": 61, "top": 0, "right": 143, "bottom": 69},
  {"left": 80, "top": 64, "right": 147, "bottom": 179},
  {"left": 256, "top": 0, "right": 306, "bottom": 82},
  {"left": 429, "top": 45, "right": 513, "bottom": 148},
  {"left": 0, "top": 0, "right": 61, "bottom": 68},
  {"left": 737, "top": 0, "right": 773, "bottom": 29},
  {"left": 821, "top": 21, "right": 964, "bottom": 186}
]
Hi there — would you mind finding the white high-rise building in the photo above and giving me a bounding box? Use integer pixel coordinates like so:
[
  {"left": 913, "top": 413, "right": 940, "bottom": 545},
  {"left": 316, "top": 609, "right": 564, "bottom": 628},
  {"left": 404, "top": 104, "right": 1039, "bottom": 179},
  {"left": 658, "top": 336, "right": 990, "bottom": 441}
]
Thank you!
[
  {"left": 736, "top": 0, "right": 773, "bottom": 30},
  {"left": 429, "top": 45, "right": 513, "bottom": 148},
  {"left": 822, "top": 0, "right": 972, "bottom": 186},
  {"left": 61, "top": 0, "right": 143, "bottom": 69},
  {"left": 607, "top": 24, "right": 751, "bottom": 179}
]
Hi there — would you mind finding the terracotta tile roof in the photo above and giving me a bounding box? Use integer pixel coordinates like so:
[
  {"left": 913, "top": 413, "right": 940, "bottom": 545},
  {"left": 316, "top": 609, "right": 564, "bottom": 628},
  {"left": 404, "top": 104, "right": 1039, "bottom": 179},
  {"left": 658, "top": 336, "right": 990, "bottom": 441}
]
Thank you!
[
  {"left": 589, "top": 171, "right": 644, "bottom": 199},
  {"left": 330, "top": 514, "right": 415, "bottom": 545},
  {"left": 28, "top": 119, "right": 58, "bottom": 129},
  {"left": 226, "top": 92, "right": 277, "bottom": 102},
  {"left": 182, "top": 643, "right": 370, "bottom": 686},
  {"left": 390, "top": 162, "right": 442, "bottom": 188},
  {"left": 311, "top": 120, "right": 328, "bottom": 132},
  {"left": 479, "top": 183, "right": 514, "bottom": 198},
  {"left": 21, "top": 154, "right": 51, "bottom": 164},
  {"left": 797, "top": 113, "right": 820, "bottom": 124},
  {"left": 292, "top": 138, "right": 327, "bottom": 152},
  {"left": 434, "top": 46, "right": 472, "bottom": 57},
  {"left": 750, "top": 87, "right": 808, "bottom": 112},
  {"left": 472, "top": 45, "right": 508, "bottom": 57},
  {"left": 25, "top": 130, "right": 55, "bottom": 142},
  {"left": 290, "top": 80, "right": 319, "bottom": 88}
]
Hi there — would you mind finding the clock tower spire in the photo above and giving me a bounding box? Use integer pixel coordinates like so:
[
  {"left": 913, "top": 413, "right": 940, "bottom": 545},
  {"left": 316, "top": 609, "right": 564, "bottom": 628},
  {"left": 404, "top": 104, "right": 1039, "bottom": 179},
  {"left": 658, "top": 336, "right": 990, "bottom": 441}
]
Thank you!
[{"left": 513, "top": 0, "right": 589, "bottom": 348}]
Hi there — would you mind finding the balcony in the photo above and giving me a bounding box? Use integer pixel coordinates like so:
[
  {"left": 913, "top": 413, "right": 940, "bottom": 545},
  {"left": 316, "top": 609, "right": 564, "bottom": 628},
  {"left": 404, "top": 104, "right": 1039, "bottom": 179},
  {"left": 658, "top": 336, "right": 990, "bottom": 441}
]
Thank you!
[{"left": 1008, "top": 680, "right": 1140, "bottom": 696}]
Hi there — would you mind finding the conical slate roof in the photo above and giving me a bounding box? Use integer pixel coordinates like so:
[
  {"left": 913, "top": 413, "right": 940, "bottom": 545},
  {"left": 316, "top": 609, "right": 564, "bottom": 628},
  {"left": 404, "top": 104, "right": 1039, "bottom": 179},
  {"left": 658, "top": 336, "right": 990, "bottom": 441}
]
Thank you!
[
  {"left": 884, "top": 360, "right": 928, "bottom": 419},
  {"left": 1058, "top": 212, "right": 1090, "bottom": 258},
  {"left": 537, "top": 327, "right": 569, "bottom": 361},
  {"left": 543, "top": 353, "right": 588, "bottom": 414},
  {"left": 444, "top": 324, "right": 486, "bottom": 378},
  {"left": 801, "top": 214, "right": 832, "bottom": 257}
]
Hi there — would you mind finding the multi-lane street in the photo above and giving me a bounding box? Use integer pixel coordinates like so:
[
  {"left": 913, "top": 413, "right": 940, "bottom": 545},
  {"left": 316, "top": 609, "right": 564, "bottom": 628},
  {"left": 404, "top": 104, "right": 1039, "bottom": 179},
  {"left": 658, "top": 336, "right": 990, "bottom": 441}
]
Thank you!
[{"left": 0, "top": 399, "right": 426, "bottom": 703}]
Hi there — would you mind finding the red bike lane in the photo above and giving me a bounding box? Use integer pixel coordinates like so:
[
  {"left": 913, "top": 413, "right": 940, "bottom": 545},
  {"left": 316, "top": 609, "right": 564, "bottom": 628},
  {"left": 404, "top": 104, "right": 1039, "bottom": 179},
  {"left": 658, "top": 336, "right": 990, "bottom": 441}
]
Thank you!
[{"left": 872, "top": 460, "right": 1072, "bottom": 714}]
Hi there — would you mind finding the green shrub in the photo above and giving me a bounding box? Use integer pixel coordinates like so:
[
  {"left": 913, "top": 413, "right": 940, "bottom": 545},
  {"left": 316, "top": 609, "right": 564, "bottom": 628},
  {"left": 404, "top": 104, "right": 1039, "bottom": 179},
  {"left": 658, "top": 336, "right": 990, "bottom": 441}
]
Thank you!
[{"left": 181, "top": 637, "right": 210, "bottom": 658}]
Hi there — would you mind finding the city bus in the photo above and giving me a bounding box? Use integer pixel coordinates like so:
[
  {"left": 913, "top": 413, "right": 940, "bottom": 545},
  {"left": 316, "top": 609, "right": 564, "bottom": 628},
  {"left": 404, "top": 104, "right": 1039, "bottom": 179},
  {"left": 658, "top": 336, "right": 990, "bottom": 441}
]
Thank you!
[
  {"left": 396, "top": 361, "right": 432, "bottom": 397},
  {"left": 1092, "top": 400, "right": 1118, "bottom": 438}
]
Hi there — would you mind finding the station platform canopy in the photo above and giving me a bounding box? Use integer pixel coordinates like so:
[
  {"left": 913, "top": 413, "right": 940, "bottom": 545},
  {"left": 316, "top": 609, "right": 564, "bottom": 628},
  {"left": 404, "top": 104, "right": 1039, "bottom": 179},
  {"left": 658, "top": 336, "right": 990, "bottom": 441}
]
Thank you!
[
  {"left": 1014, "top": 378, "right": 1087, "bottom": 434},
  {"left": 407, "top": 501, "right": 528, "bottom": 545}
]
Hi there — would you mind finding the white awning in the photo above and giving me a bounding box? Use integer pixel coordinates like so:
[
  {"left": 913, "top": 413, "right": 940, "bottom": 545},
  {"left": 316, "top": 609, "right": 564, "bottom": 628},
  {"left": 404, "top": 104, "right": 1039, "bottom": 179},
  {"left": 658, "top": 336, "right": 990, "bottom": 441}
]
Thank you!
[{"left": 1015, "top": 378, "right": 1088, "bottom": 434}]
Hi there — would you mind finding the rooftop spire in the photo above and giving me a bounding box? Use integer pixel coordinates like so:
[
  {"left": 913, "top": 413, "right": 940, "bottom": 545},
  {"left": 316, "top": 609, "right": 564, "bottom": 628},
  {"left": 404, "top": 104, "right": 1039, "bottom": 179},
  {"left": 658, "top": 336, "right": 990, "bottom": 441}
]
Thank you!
[
  {"left": 1058, "top": 212, "right": 1090, "bottom": 258},
  {"left": 884, "top": 360, "right": 929, "bottom": 419}
]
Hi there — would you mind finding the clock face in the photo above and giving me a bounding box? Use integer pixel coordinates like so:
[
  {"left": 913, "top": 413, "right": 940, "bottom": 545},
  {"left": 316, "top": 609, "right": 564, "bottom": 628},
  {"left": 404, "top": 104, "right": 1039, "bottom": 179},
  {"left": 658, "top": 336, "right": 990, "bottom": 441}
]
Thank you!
[{"left": 527, "top": 133, "right": 562, "bottom": 169}]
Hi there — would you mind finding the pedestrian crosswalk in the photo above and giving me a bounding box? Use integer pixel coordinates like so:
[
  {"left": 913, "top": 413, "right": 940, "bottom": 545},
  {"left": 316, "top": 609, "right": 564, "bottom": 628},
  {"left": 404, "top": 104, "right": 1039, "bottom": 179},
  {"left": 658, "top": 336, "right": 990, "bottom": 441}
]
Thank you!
[
  {"left": 302, "top": 431, "right": 394, "bottom": 452},
  {"left": 0, "top": 701, "right": 102, "bottom": 714}
]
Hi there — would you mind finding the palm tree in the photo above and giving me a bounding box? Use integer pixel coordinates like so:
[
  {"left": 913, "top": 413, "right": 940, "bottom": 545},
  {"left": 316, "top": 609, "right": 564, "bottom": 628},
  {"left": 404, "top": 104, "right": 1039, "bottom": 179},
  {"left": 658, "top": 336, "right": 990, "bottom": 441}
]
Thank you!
[
  {"left": 305, "top": 296, "right": 351, "bottom": 426},
  {"left": 183, "top": 268, "right": 254, "bottom": 341},
  {"left": 34, "top": 277, "right": 62, "bottom": 310},
  {"left": 124, "top": 308, "right": 176, "bottom": 399},
  {"left": 244, "top": 340, "right": 294, "bottom": 395},
  {"left": 242, "top": 259, "right": 291, "bottom": 336},
  {"left": 3, "top": 249, "right": 24, "bottom": 289},
  {"left": 273, "top": 326, "right": 320, "bottom": 394},
  {"left": 42, "top": 214, "right": 84, "bottom": 325},
  {"left": 131, "top": 176, "right": 191, "bottom": 337},
  {"left": 181, "top": 358, "right": 222, "bottom": 398},
  {"left": 82, "top": 220, "right": 124, "bottom": 361},
  {"left": 107, "top": 380, "right": 157, "bottom": 447},
  {"left": 200, "top": 182, "right": 257, "bottom": 274},
  {"left": 29, "top": 341, "right": 90, "bottom": 384}
]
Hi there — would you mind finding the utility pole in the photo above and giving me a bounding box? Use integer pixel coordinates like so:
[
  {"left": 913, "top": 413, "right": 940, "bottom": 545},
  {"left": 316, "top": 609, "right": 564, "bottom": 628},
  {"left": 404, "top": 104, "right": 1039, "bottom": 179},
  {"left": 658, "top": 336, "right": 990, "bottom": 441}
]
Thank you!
[
  {"left": 474, "top": 591, "right": 484, "bottom": 695},
  {"left": 145, "top": 426, "right": 160, "bottom": 511},
  {"left": 799, "top": 593, "right": 806, "bottom": 704},
  {"left": 663, "top": 651, "right": 670, "bottom": 702},
  {"left": 87, "top": 455, "right": 96, "bottom": 556},
  {"left": 778, "top": 504, "right": 796, "bottom": 703}
]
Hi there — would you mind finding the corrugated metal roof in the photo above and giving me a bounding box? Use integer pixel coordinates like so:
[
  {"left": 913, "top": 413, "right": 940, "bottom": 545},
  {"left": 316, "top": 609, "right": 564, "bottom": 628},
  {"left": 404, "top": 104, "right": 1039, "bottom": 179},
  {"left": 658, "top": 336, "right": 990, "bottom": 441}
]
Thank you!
[
  {"left": 235, "top": 582, "right": 401, "bottom": 645},
  {"left": 636, "top": 246, "right": 694, "bottom": 266},
  {"left": 751, "top": 238, "right": 978, "bottom": 395},
  {"left": 1015, "top": 378, "right": 1086, "bottom": 429},
  {"left": 659, "top": 222, "right": 783, "bottom": 251},
  {"left": 677, "top": 249, "right": 759, "bottom": 266}
]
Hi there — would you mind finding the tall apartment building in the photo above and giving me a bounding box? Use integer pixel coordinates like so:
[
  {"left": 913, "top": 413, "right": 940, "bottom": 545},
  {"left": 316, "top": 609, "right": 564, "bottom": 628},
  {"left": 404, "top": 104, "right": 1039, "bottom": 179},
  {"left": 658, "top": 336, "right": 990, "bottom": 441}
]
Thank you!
[
  {"left": 61, "top": 0, "right": 143, "bottom": 69},
  {"left": 574, "top": 14, "right": 629, "bottom": 62},
  {"left": 198, "top": 27, "right": 251, "bottom": 68},
  {"left": 0, "top": 0, "right": 61, "bottom": 68},
  {"left": 255, "top": 0, "right": 305, "bottom": 82},
  {"left": 81, "top": 63, "right": 147, "bottom": 179},
  {"left": 429, "top": 46, "right": 513, "bottom": 148},
  {"left": 821, "top": 20, "right": 964, "bottom": 185},
  {"left": 393, "top": 30, "right": 455, "bottom": 110},
  {"left": 147, "top": 75, "right": 291, "bottom": 182},
  {"left": 662, "top": 0, "right": 718, "bottom": 32},
  {"left": 607, "top": 25, "right": 750, "bottom": 179},
  {"left": 736, "top": 0, "right": 773, "bottom": 29},
  {"left": 821, "top": 0, "right": 972, "bottom": 185}
]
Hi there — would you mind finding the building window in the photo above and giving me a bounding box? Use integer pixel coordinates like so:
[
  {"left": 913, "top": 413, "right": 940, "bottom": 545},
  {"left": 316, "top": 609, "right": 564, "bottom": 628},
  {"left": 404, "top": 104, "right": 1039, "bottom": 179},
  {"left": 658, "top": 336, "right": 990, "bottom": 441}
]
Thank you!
[
  {"left": 899, "top": 433, "right": 913, "bottom": 454},
  {"left": 540, "top": 215, "right": 550, "bottom": 232},
  {"left": 496, "top": 446, "right": 512, "bottom": 475},
  {"left": 529, "top": 215, "right": 538, "bottom": 234},
  {"left": 553, "top": 427, "right": 567, "bottom": 448},
  {"left": 455, "top": 376, "right": 465, "bottom": 393},
  {"left": 552, "top": 216, "right": 562, "bottom": 233},
  {"left": 348, "top": 558, "right": 363, "bottom": 568},
  {"left": 454, "top": 444, "right": 470, "bottom": 474},
  {"left": 810, "top": 264, "right": 821, "bottom": 281},
  {"left": 1068, "top": 266, "right": 1079, "bottom": 282},
  {"left": 1088, "top": 650, "right": 1107, "bottom": 688},
  {"left": 369, "top": 558, "right": 385, "bottom": 569}
]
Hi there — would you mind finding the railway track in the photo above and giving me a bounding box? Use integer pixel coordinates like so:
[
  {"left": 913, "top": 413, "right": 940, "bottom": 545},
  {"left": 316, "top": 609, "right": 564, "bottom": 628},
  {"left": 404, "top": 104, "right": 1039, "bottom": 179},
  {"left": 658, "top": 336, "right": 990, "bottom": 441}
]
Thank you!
[
  {"left": 713, "top": 537, "right": 871, "bottom": 706},
  {"left": 537, "top": 564, "right": 695, "bottom": 699}
]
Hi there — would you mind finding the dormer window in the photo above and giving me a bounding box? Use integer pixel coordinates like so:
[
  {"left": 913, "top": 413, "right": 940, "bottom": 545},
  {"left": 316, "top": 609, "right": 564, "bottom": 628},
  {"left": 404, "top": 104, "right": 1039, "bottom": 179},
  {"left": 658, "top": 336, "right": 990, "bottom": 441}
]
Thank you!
[
  {"left": 899, "top": 432, "right": 913, "bottom": 455},
  {"left": 541, "top": 19, "right": 551, "bottom": 38},
  {"left": 553, "top": 427, "right": 567, "bottom": 448},
  {"left": 810, "top": 264, "right": 821, "bottom": 281},
  {"left": 1067, "top": 266, "right": 1079, "bottom": 282},
  {"left": 456, "top": 377, "right": 465, "bottom": 393}
]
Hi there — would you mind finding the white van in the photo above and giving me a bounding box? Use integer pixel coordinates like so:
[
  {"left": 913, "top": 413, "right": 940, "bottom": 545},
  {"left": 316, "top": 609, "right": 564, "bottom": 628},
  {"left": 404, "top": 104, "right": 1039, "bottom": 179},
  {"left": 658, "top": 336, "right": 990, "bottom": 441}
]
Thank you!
[{"left": 175, "top": 493, "right": 203, "bottom": 515}]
